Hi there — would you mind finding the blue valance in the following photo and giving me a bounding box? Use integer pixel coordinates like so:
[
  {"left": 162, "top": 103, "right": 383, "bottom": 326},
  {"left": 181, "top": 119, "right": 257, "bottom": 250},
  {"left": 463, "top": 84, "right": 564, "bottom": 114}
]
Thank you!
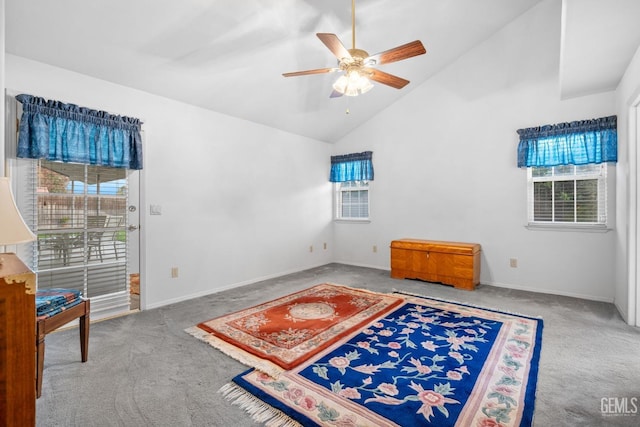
[
  {"left": 517, "top": 115, "right": 617, "bottom": 168},
  {"left": 16, "top": 94, "right": 143, "bottom": 170},
  {"left": 330, "top": 151, "right": 374, "bottom": 182}
]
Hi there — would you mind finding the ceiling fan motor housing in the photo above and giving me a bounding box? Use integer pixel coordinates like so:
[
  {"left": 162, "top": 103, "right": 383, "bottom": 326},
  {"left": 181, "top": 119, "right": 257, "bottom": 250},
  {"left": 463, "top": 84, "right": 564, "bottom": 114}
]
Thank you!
[
  {"left": 347, "top": 48, "right": 369, "bottom": 60},
  {"left": 340, "top": 48, "right": 370, "bottom": 73}
]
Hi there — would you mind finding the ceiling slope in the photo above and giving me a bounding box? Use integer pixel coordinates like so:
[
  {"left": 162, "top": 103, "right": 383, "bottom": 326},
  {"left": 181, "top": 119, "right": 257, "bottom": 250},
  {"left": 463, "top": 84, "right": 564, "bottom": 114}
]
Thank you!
[
  {"left": 10, "top": 0, "right": 634, "bottom": 141},
  {"left": 560, "top": 0, "right": 640, "bottom": 99}
]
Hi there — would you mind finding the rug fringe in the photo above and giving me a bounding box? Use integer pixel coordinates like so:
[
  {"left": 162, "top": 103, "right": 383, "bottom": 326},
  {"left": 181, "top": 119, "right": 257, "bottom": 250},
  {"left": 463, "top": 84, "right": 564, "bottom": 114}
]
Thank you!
[
  {"left": 184, "top": 326, "right": 285, "bottom": 378},
  {"left": 219, "top": 382, "right": 302, "bottom": 427},
  {"left": 392, "top": 288, "right": 544, "bottom": 320}
]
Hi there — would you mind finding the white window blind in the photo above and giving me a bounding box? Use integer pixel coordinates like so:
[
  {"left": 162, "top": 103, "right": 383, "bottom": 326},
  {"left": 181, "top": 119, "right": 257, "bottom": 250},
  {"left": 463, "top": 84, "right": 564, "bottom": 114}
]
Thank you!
[
  {"left": 527, "top": 164, "right": 608, "bottom": 226},
  {"left": 17, "top": 159, "right": 130, "bottom": 319},
  {"left": 335, "top": 181, "right": 370, "bottom": 220}
]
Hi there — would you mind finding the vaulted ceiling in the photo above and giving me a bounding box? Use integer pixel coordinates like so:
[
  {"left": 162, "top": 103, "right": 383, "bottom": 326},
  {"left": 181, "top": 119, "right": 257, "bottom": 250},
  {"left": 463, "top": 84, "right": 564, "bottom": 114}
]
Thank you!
[
  {"left": 5, "top": 0, "right": 640, "bottom": 142},
  {"left": 559, "top": 0, "right": 640, "bottom": 99}
]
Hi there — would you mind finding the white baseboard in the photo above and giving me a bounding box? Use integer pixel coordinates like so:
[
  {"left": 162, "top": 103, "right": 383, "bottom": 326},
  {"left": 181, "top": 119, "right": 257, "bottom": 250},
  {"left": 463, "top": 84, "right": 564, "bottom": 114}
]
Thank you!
[
  {"left": 335, "top": 260, "right": 615, "bottom": 303},
  {"left": 144, "top": 261, "right": 616, "bottom": 310},
  {"left": 143, "top": 262, "right": 329, "bottom": 310},
  {"left": 613, "top": 299, "right": 631, "bottom": 324},
  {"left": 332, "top": 260, "right": 390, "bottom": 271},
  {"left": 482, "top": 280, "right": 614, "bottom": 303}
]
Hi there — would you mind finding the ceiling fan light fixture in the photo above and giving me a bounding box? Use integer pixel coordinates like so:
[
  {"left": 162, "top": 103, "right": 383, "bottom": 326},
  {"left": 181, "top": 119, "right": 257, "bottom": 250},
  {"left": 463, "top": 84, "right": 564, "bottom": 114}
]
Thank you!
[
  {"left": 332, "top": 70, "right": 373, "bottom": 97},
  {"left": 282, "top": 0, "right": 426, "bottom": 99}
]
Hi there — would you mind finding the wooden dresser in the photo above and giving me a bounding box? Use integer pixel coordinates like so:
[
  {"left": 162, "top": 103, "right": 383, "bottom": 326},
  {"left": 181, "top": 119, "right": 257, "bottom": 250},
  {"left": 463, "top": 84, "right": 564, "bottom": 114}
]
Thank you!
[
  {"left": 390, "top": 239, "right": 481, "bottom": 290},
  {"left": 0, "top": 253, "right": 36, "bottom": 426}
]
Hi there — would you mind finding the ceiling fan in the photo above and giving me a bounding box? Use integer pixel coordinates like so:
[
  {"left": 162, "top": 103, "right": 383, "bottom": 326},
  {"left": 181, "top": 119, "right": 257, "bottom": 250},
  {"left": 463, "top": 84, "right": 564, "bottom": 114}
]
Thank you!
[{"left": 283, "top": 0, "right": 426, "bottom": 97}]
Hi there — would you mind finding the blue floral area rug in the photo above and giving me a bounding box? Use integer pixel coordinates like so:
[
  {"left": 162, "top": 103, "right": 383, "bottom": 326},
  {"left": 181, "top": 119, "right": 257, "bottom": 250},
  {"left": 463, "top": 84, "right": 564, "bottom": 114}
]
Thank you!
[{"left": 221, "top": 292, "right": 543, "bottom": 427}]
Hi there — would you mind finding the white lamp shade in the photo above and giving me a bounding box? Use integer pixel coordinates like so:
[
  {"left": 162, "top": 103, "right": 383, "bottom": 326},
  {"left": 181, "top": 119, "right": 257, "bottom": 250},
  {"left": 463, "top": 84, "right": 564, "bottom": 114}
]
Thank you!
[
  {"left": 332, "top": 71, "right": 374, "bottom": 97},
  {"left": 0, "top": 177, "right": 36, "bottom": 245}
]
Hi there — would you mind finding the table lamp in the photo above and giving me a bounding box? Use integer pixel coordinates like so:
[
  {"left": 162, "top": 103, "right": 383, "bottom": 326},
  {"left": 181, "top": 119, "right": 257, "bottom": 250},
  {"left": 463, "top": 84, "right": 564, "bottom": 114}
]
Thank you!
[{"left": 0, "top": 177, "right": 36, "bottom": 266}]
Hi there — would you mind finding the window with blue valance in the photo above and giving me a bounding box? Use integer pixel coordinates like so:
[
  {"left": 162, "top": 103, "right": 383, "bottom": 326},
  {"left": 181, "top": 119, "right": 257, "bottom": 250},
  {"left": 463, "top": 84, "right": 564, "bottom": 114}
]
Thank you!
[
  {"left": 16, "top": 94, "right": 143, "bottom": 170},
  {"left": 516, "top": 115, "right": 617, "bottom": 168},
  {"left": 330, "top": 151, "right": 374, "bottom": 182}
]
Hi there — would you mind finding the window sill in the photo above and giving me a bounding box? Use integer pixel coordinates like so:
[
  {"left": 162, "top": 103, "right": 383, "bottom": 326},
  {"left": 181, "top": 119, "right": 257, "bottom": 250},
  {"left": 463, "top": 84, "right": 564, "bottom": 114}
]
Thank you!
[
  {"left": 525, "top": 223, "right": 612, "bottom": 233},
  {"left": 334, "top": 218, "right": 371, "bottom": 224}
]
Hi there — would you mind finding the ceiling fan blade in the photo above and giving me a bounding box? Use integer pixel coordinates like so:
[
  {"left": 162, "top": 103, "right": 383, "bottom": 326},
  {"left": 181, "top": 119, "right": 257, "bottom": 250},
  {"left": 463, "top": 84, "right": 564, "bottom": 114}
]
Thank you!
[
  {"left": 329, "top": 90, "right": 343, "bottom": 98},
  {"left": 317, "top": 33, "right": 352, "bottom": 60},
  {"left": 282, "top": 67, "right": 338, "bottom": 77},
  {"left": 367, "top": 40, "right": 426, "bottom": 66},
  {"left": 367, "top": 69, "right": 410, "bottom": 89}
]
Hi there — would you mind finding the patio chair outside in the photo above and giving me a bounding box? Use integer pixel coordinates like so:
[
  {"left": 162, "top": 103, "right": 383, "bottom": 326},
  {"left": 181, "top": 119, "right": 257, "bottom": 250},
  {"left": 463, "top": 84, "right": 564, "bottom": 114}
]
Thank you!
[{"left": 86, "top": 215, "right": 107, "bottom": 262}]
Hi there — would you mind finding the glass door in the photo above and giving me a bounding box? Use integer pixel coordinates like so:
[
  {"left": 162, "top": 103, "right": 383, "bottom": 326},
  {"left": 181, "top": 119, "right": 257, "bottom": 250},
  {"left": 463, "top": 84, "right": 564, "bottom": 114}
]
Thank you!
[{"left": 34, "top": 160, "right": 130, "bottom": 319}]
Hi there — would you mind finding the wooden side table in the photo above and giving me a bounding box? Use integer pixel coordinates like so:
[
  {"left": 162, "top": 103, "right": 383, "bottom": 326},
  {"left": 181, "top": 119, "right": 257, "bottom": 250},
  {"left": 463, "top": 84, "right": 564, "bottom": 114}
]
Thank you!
[
  {"left": 36, "top": 297, "right": 90, "bottom": 398},
  {"left": 0, "top": 253, "right": 36, "bottom": 426}
]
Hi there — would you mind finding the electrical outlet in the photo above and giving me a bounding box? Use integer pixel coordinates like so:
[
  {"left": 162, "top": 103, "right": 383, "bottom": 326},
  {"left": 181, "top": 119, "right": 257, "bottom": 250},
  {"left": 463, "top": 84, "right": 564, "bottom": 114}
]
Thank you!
[
  {"left": 171, "top": 267, "right": 179, "bottom": 278},
  {"left": 509, "top": 258, "right": 518, "bottom": 268},
  {"left": 373, "top": 245, "right": 378, "bottom": 253},
  {"left": 323, "top": 242, "right": 327, "bottom": 250},
  {"left": 309, "top": 245, "right": 313, "bottom": 253}
]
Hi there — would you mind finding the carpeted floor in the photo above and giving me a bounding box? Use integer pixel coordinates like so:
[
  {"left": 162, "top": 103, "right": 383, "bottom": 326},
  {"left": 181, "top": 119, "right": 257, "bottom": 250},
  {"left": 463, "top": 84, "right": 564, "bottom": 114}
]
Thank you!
[{"left": 36, "top": 263, "right": 640, "bottom": 426}]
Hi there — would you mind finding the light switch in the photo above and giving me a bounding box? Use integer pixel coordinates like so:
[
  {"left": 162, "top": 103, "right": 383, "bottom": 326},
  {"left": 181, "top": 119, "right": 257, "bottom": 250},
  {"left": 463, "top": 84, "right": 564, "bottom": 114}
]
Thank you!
[{"left": 150, "top": 204, "right": 162, "bottom": 215}]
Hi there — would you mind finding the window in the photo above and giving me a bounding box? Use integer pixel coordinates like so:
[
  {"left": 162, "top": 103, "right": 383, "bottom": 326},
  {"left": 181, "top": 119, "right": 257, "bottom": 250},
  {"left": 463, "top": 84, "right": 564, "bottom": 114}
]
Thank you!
[
  {"left": 17, "top": 159, "right": 131, "bottom": 318},
  {"left": 527, "top": 164, "right": 607, "bottom": 226},
  {"left": 329, "top": 151, "right": 374, "bottom": 221},
  {"left": 335, "top": 181, "right": 369, "bottom": 220},
  {"left": 517, "top": 115, "right": 616, "bottom": 229}
]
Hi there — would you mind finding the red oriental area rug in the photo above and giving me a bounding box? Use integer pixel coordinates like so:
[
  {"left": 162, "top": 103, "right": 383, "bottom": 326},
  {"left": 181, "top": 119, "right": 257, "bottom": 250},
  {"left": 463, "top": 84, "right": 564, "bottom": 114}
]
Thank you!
[
  {"left": 186, "top": 284, "right": 403, "bottom": 376},
  {"left": 222, "top": 293, "right": 543, "bottom": 427}
]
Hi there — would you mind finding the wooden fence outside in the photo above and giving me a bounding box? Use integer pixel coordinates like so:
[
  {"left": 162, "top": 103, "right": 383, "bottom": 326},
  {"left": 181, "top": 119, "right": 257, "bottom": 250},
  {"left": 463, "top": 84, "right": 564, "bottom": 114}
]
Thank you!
[{"left": 38, "top": 194, "right": 126, "bottom": 229}]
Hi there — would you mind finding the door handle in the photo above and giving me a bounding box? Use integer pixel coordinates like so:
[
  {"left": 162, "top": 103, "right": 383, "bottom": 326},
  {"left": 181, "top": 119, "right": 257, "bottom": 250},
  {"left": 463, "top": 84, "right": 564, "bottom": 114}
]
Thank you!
[{"left": 128, "top": 225, "right": 139, "bottom": 232}]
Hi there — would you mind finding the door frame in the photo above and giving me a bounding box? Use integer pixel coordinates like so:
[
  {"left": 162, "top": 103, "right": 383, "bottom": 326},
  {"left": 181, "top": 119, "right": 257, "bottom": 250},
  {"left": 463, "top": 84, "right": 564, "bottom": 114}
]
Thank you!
[
  {"left": 127, "top": 140, "right": 146, "bottom": 311},
  {"left": 628, "top": 90, "right": 640, "bottom": 327}
]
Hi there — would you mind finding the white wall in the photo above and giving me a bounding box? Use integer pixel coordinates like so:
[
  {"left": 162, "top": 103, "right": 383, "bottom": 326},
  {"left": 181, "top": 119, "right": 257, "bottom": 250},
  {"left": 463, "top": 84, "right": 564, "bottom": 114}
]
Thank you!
[
  {"left": 332, "top": 0, "right": 617, "bottom": 302},
  {"left": 4, "top": 0, "right": 635, "bottom": 310},
  {"left": 5, "top": 55, "right": 334, "bottom": 309},
  {"left": 614, "top": 44, "right": 640, "bottom": 325}
]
